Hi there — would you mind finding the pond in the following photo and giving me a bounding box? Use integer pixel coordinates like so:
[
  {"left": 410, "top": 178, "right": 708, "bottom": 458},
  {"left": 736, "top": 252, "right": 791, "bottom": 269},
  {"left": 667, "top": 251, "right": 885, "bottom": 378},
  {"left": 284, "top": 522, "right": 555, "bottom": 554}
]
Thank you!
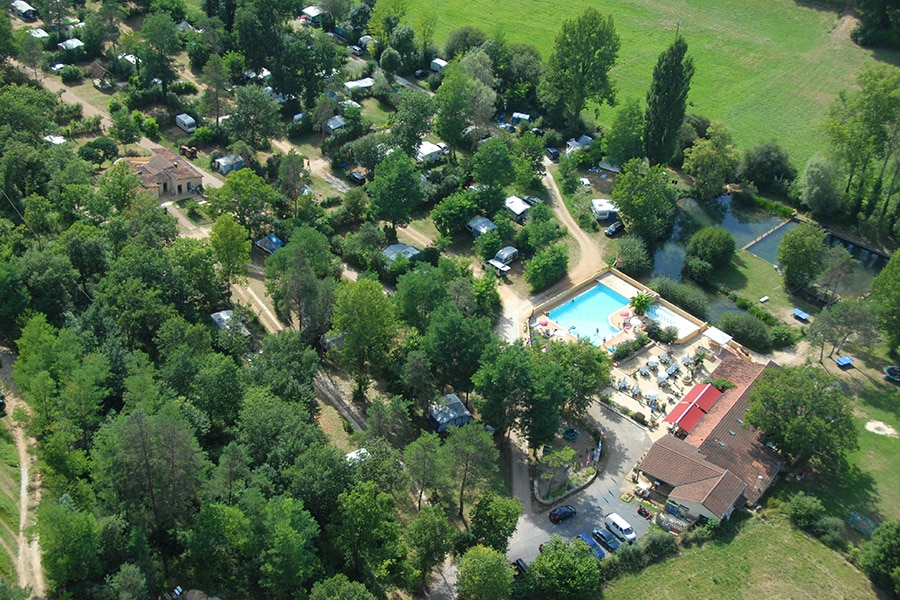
[{"left": 652, "top": 194, "right": 787, "bottom": 281}]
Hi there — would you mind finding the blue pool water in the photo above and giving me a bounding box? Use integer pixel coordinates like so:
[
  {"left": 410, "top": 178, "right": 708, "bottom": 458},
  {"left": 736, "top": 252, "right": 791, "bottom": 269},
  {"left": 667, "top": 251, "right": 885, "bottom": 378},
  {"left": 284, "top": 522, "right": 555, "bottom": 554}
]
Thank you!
[{"left": 548, "top": 284, "right": 628, "bottom": 345}]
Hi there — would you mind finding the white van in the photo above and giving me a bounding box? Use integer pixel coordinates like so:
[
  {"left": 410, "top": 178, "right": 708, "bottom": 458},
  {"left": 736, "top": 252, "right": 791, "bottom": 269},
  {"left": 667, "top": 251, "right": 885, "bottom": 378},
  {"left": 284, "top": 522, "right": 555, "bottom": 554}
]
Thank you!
[{"left": 605, "top": 513, "right": 637, "bottom": 543}]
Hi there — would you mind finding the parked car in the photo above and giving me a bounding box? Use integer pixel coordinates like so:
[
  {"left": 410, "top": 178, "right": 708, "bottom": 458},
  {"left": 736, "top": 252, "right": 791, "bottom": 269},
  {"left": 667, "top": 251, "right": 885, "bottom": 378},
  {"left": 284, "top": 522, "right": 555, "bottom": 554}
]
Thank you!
[
  {"left": 574, "top": 533, "right": 605, "bottom": 559},
  {"left": 530, "top": 127, "right": 545, "bottom": 137},
  {"left": 549, "top": 505, "right": 577, "bottom": 523},
  {"left": 605, "top": 513, "right": 637, "bottom": 544},
  {"left": 523, "top": 195, "right": 543, "bottom": 206},
  {"left": 605, "top": 220, "right": 624, "bottom": 237},
  {"left": 592, "top": 527, "right": 621, "bottom": 552},
  {"left": 512, "top": 558, "right": 527, "bottom": 576},
  {"left": 347, "top": 171, "right": 366, "bottom": 185},
  {"left": 415, "top": 69, "right": 428, "bottom": 79},
  {"left": 349, "top": 45, "right": 363, "bottom": 56},
  {"left": 499, "top": 123, "right": 516, "bottom": 133},
  {"left": 545, "top": 147, "right": 560, "bottom": 161}
]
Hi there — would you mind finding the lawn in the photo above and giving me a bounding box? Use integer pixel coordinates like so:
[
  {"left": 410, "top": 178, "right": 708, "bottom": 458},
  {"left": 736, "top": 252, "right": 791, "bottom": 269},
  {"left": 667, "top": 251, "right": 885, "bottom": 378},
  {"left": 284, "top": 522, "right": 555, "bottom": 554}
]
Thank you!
[
  {"left": 713, "top": 248, "right": 818, "bottom": 322},
  {"left": 406, "top": 0, "right": 900, "bottom": 167},
  {"left": 603, "top": 512, "right": 883, "bottom": 599}
]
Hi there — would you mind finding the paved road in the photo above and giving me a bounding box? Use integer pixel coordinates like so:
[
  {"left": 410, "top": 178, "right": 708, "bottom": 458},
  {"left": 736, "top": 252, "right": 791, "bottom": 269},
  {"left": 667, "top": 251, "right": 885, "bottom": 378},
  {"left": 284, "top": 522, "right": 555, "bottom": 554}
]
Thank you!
[{"left": 506, "top": 403, "right": 653, "bottom": 566}]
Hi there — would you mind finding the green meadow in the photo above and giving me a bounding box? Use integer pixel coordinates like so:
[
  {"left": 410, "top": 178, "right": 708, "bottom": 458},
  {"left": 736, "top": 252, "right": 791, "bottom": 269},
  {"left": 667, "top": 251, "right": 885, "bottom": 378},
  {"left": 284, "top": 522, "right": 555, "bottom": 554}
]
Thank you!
[{"left": 406, "top": 0, "right": 900, "bottom": 167}]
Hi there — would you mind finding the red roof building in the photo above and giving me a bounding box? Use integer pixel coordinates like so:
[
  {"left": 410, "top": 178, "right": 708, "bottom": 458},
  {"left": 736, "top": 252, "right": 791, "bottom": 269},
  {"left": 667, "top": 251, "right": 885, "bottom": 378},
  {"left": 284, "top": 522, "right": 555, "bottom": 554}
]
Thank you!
[{"left": 663, "top": 383, "right": 722, "bottom": 434}]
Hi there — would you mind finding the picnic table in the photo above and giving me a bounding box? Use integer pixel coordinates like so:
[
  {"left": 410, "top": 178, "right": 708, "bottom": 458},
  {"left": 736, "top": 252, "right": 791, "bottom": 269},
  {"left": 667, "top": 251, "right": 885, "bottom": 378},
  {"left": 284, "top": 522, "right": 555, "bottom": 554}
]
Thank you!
[
  {"left": 659, "top": 355, "right": 671, "bottom": 365},
  {"left": 666, "top": 364, "right": 680, "bottom": 376},
  {"left": 792, "top": 308, "right": 810, "bottom": 322},
  {"left": 681, "top": 356, "right": 693, "bottom": 366},
  {"left": 639, "top": 366, "right": 651, "bottom": 377},
  {"left": 657, "top": 374, "right": 668, "bottom": 384},
  {"left": 647, "top": 358, "right": 659, "bottom": 369},
  {"left": 835, "top": 356, "right": 854, "bottom": 368}
]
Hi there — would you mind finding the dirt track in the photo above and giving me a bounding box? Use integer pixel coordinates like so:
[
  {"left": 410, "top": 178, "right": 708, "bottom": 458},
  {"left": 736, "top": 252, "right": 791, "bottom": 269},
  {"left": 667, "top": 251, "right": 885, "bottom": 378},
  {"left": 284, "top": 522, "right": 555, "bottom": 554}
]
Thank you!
[{"left": 0, "top": 348, "right": 45, "bottom": 599}]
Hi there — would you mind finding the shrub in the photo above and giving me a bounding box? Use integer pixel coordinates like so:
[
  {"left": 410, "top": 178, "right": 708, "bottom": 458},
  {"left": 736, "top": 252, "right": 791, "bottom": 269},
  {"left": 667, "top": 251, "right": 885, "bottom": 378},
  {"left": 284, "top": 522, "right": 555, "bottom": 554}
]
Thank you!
[
  {"left": 649, "top": 277, "right": 709, "bottom": 320},
  {"left": 683, "top": 256, "right": 714, "bottom": 283},
  {"left": 60, "top": 65, "right": 83, "bottom": 83},
  {"left": 685, "top": 226, "right": 736, "bottom": 269},
  {"left": 141, "top": 116, "right": 160, "bottom": 140},
  {"left": 645, "top": 320, "right": 678, "bottom": 344},
  {"left": 814, "top": 516, "right": 848, "bottom": 551},
  {"left": 191, "top": 126, "right": 218, "bottom": 147},
  {"left": 524, "top": 245, "right": 568, "bottom": 292},
  {"left": 170, "top": 80, "right": 198, "bottom": 95},
  {"left": 610, "top": 235, "right": 651, "bottom": 278},
  {"left": 705, "top": 378, "right": 736, "bottom": 391},
  {"left": 612, "top": 333, "right": 650, "bottom": 361},
  {"left": 474, "top": 229, "right": 502, "bottom": 261},
  {"left": 783, "top": 492, "right": 826, "bottom": 533},
  {"left": 598, "top": 553, "right": 622, "bottom": 582},
  {"left": 739, "top": 140, "right": 797, "bottom": 195},
  {"left": 453, "top": 529, "right": 477, "bottom": 556},
  {"left": 642, "top": 532, "right": 678, "bottom": 564},
  {"left": 632, "top": 411, "right": 647, "bottom": 425},
  {"left": 616, "top": 542, "right": 646, "bottom": 574},
  {"left": 770, "top": 324, "right": 796, "bottom": 349},
  {"left": 717, "top": 312, "right": 771, "bottom": 352}
]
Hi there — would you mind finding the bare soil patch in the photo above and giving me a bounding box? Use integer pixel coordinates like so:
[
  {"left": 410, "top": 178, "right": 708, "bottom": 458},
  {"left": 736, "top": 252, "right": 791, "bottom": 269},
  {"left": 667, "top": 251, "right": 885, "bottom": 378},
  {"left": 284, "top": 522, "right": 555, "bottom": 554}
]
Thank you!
[{"left": 864, "top": 420, "right": 898, "bottom": 437}]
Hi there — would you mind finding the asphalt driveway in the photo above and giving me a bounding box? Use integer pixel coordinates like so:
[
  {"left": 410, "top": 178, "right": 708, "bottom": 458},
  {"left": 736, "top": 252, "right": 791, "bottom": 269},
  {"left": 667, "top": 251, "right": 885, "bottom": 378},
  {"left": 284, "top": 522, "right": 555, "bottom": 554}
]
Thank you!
[{"left": 506, "top": 403, "right": 653, "bottom": 564}]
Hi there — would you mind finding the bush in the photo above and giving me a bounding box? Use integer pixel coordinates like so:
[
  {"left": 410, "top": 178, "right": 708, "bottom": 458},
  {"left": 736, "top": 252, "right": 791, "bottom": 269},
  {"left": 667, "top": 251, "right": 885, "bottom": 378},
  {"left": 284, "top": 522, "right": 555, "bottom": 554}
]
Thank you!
[
  {"left": 783, "top": 492, "right": 826, "bottom": 533},
  {"left": 616, "top": 542, "right": 646, "bottom": 574},
  {"left": 685, "top": 226, "right": 736, "bottom": 269},
  {"left": 170, "top": 80, "right": 198, "bottom": 95},
  {"left": 141, "top": 116, "right": 160, "bottom": 140},
  {"left": 598, "top": 553, "right": 623, "bottom": 582},
  {"left": 524, "top": 245, "right": 568, "bottom": 292},
  {"left": 739, "top": 140, "right": 797, "bottom": 195},
  {"left": 717, "top": 312, "right": 771, "bottom": 353},
  {"left": 453, "top": 529, "right": 477, "bottom": 557},
  {"left": 60, "top": 65, "right": 83, "bottom": 83},
  {"left": 612, "top": 333, "right": 650, "bottom": 361},
  {"left": 683, "top": 256, "right": 714, "bottom": 284},
  {"left": 642, "top": 532, "right": 678, "bottom": 564},
  {"left": 770, "top": 324, "right": 796, "bottom": 349},
  {"left": 646, "top": 321, "right": 678, "bottom": 344},
  {"left": 474, "top": 230, "right": 502, "bottom": 261},
  {"left": 649, "top": 277, "right": 709, "bottom": 320},
  {"left": 632, "top": 411, "right": 647, "bottom": 425},
  {"left": 609, "top": 235, "right": 651, "bottom": 278},
  {"left": 814, "top": 516, "right": 848, "bottom": 551}
]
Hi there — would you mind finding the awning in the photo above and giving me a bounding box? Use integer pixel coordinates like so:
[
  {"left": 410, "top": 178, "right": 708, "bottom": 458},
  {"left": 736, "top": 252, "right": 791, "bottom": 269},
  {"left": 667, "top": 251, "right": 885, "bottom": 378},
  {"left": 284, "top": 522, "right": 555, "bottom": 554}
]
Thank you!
[{"left": 703, "top": 326, "right": 733, "bottom": 347}]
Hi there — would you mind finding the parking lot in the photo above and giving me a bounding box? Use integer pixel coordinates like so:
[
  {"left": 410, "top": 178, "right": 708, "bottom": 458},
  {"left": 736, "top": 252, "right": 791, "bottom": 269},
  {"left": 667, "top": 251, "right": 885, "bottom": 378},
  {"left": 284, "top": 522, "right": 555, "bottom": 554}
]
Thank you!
[{"left": 506, "top": 403, "right": 653, "bottom": 565}]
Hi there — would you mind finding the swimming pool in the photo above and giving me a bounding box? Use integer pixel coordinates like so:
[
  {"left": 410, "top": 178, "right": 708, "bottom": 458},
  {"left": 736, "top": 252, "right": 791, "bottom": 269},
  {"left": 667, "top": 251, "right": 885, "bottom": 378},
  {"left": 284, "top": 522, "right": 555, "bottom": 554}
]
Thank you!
[
  {"left": 646, "top": 304, "right": 700, "bottom": 341},
  {"left": 548, "top": 284, "right": 628, "bottom": 345}
]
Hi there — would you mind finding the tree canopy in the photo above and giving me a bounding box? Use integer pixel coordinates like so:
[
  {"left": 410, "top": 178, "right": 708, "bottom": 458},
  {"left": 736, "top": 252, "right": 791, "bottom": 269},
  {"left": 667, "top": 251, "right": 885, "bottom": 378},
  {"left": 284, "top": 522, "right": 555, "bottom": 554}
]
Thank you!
[
  {"left": 644, "top": 36, "right": 694, "bottom": 166},
  {"left": 776, "top": 222, "right": 826, "bottom": 291},
  {"left": 611, "top": 158, "right": 676, "bottom": 244},
  {"left": 745, "top": 365, "right": 857, "bottom": 465},
  {"left": 538, "top": 8, "right": 620, "bottom": 128},
  {"left": 870, "top": 250, "right": 900, "bottom": 350}
]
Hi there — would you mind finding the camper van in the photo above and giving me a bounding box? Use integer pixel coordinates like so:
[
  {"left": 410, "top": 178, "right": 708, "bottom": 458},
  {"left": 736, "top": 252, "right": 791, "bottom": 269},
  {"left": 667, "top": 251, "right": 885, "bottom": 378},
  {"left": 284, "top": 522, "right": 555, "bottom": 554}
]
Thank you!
[
  {"left": 605, "top": 513, "right": 637, "bottom": 544},
  {"left": 175, "top": 113, "right": 196, "bottom": 133}
]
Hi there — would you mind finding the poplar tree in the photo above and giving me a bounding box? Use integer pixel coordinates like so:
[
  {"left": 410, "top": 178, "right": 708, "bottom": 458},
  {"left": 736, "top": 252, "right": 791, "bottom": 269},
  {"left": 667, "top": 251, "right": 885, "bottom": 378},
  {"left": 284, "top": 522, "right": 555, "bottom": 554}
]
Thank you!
[{"left": 644, "top": 36, "right": 694, "bottom": 165}]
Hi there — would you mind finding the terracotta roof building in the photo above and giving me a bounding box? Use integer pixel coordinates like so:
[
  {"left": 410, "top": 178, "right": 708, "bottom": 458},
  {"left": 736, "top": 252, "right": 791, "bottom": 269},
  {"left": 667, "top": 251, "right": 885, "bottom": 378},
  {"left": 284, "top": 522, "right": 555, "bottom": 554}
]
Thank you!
[
  {"left": 120, "top": 148, "right": 202, "bottom": 200},
  {"left": 639, "top": 350, "right": 784, "bottom": 520}
]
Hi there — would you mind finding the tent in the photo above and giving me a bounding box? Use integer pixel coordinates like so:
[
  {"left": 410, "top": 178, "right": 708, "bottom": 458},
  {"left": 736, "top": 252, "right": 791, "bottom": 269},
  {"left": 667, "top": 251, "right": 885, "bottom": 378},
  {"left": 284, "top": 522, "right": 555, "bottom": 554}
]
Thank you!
[{"left": 428, "top": 394, "right": 473, "bottom": 433}]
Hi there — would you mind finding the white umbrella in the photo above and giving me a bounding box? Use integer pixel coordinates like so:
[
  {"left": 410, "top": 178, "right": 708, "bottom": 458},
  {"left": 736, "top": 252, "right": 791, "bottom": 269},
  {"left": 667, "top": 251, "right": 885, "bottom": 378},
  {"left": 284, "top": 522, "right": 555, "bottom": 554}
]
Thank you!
[{"left": 629, "top": 317, "right": 643, "bottom": 328}]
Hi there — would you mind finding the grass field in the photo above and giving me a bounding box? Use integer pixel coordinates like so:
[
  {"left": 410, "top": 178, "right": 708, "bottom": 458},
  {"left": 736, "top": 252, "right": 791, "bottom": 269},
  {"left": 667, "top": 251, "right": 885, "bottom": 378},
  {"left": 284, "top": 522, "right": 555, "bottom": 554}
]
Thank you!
[
  {"left": 406, "top": 0, "right": 900, "bottom": 167},
  {"left": 603, "top": 512, "right": 884, "bottom": 599}
]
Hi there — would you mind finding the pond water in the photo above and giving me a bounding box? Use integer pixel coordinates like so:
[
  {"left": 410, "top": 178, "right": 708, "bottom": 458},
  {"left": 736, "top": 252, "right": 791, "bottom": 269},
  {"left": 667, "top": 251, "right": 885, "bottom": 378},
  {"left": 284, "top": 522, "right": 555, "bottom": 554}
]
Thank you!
[
  {"left": 652, "top": 195, "right": 786, "bottom": 281},
  {"left": 649, "top": 195, "right": 885, "bottom": 299}
]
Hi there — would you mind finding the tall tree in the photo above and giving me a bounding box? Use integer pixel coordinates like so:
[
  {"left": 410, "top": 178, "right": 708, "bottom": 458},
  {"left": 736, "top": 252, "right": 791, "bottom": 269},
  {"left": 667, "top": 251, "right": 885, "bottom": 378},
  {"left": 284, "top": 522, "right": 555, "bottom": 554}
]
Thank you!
[
  {"left": 856, "top": 519, "right": 900, "bottom": 598},
  {"left": 443, "top": 423, "right": 498, "bottom": 517},
  {"left": 524, "top": 536, "right": 601, "bottom": 600},
  {"left": 226, "top": 85, "right": 284, "bottom": 149},
  {"left": 870, "top": 250, "right": 900, "bottom": 350},
  {"left": 91, "top": 410, "right": 210, "bottom": 544},
  {"left": 543, "top": 339, "right": 611, "bottom": 418},
  {"left": 391, "top": 91, "right": 436, "bottom": 156},
  {"left": 330, "top": 278, "right": 398, "bottom": 395},
  {"left": 472, "top": 137, "right": 515, "bottom": 191},
  {"left": 201, "top": 53, "right": 231, "bottom": 125},
  {"left": 209, "top": 213, "right": 250, "bottom": 284},
  {"left": 403, "top": 432, "right": 446, "bottom": 511},
  {"left": 405, "top": 505, "right": 453, "bottom": 582},
  {"left": 643, "top": 36, "right": 695, "bottom": 165},
  {"left": 206, "top": 167, "right": 283, "bottom": 236},
  {"left": 745, "top": 365, "right": 857, "bottom": 466},
  {"left": 776, "top": 222, "right": 826, "bottom": 291},
  {"left": 456, "top": 545, "right": 514, "bottom": 600},
  {"left": 434, "top": 66, "right": 476, "bottom": 152},
  {"left": 683, "top": 122, "right": 740, "bottom": 201},
  {"left": 423, "top": 302, "right": 494, "bottom": 396},
  {"left": 538, "top": 8, "right": 620, "bottom": 128},
  {"left": 0, "top": 13, "right": 15, "bottom": 63},
  {"left": 368, "top": 150, "right": 424, "bottom": 231},
  {"left": 139, "top": 13, "right": 180, "bottom": 96},
  {"left": 470, "top": 493, "right": 522, "bottom": 554},
  {"left": 611, "top": 158, "right": 676, "bottom": 244},
  {"left": 605, "top": 98, "right": 645, "bottom": 166},
  {"left": 310, "top": 575, "right": 376, "bottom": 600}
]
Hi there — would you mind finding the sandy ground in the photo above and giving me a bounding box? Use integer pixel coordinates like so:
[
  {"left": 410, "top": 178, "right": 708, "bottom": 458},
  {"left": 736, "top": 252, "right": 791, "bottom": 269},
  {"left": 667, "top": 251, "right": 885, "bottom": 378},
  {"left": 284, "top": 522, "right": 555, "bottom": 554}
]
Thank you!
[{"left": 0, "top": 348, "right": 45, "bottom": 599}]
